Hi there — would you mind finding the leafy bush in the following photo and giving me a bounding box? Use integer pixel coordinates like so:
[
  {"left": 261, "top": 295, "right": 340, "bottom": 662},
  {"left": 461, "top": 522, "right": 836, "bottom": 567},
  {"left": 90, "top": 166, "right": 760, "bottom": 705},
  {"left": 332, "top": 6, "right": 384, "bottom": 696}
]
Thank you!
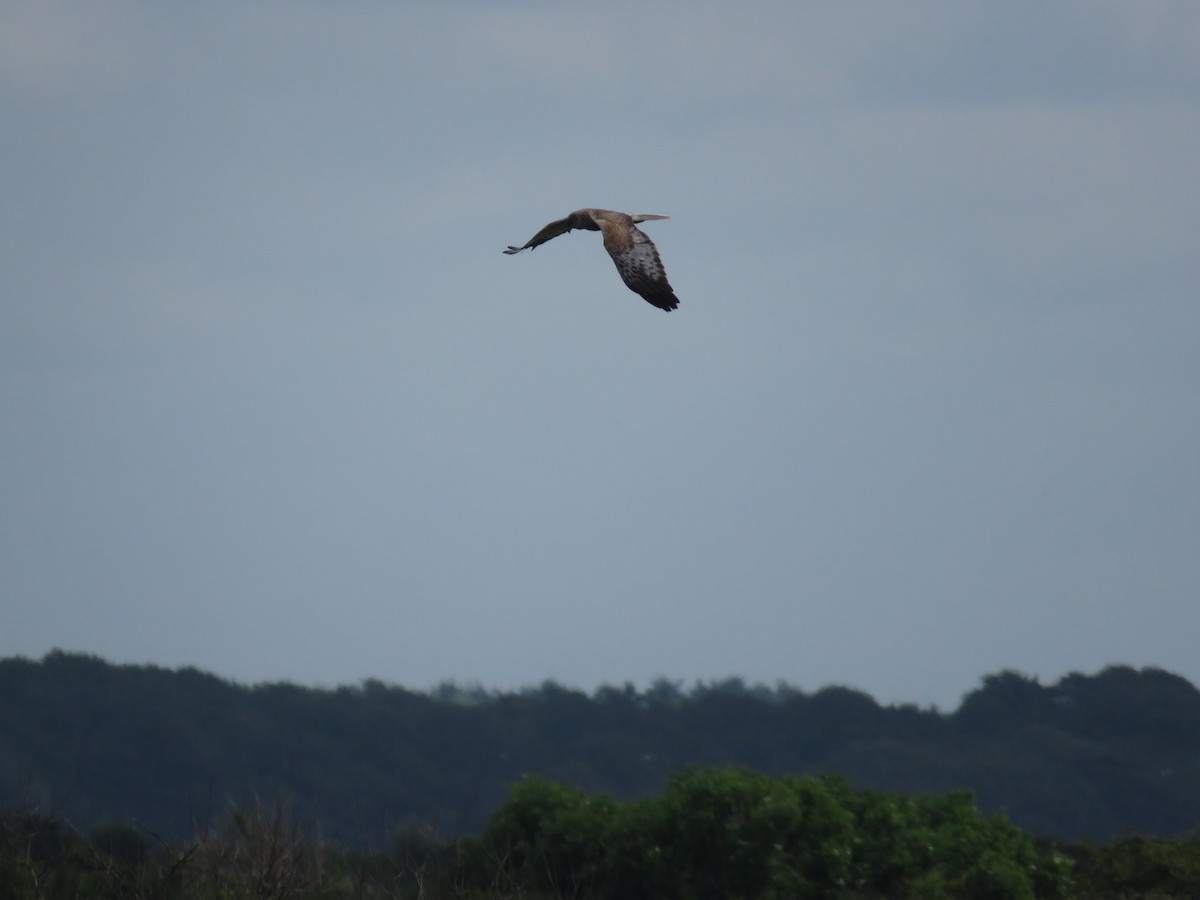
[{"left": 479, "top": 766, "right": 1072, "bottom": 899}]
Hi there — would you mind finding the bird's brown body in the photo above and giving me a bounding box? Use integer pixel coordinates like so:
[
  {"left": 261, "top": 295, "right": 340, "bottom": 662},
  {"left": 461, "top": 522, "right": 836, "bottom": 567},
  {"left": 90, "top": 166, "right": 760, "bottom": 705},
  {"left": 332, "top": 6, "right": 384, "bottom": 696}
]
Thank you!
[{"left": 503, "top": 208, "right": 680, "bottom": 311}]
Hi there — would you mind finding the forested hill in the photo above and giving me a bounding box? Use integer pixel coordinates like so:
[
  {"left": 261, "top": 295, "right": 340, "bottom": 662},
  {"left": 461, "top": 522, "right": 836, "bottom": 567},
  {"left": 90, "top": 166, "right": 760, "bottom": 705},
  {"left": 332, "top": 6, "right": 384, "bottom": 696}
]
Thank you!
[{"left": 2, "top": 652, "right": 1198, "bottom": 845}]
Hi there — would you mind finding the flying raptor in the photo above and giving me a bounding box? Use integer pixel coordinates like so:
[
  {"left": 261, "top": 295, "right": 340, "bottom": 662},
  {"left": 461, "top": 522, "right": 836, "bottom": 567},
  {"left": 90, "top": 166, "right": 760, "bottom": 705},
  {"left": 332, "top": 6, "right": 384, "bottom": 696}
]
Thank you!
[{"left": 503, "top": 208, "right": 680, "bottom": 311}]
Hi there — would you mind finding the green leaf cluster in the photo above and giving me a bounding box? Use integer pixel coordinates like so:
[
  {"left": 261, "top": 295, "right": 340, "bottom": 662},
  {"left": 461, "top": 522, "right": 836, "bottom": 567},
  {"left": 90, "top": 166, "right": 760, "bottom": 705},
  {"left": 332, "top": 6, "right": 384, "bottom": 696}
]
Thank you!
[{"left": 480, "top": 766, "right": 1074, "bottom": 900}]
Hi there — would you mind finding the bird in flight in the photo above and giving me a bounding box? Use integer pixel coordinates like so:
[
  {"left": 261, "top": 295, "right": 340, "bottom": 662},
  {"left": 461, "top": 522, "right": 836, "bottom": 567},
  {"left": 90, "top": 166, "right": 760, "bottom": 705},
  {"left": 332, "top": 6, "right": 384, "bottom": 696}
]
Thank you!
[{"left": 503, "top": 208, "right": 680, "bottom": 311}]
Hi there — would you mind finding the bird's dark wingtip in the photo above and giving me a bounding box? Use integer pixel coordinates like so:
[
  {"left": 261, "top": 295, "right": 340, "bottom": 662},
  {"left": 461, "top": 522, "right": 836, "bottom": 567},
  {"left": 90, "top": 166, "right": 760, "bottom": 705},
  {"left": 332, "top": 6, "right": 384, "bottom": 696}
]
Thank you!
[
  {"left": 646, "top": 291, "right": 680, "bottom": 312},
  {"left": 644, "top": 299, "right": 679, "bottom": 312}
]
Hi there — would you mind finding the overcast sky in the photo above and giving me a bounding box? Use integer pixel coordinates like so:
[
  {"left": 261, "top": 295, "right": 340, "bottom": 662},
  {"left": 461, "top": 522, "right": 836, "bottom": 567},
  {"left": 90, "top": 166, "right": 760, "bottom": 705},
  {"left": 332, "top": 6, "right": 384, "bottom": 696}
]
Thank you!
[{"left": 3, "top": 1, "right": 1198, "bottom": 710}]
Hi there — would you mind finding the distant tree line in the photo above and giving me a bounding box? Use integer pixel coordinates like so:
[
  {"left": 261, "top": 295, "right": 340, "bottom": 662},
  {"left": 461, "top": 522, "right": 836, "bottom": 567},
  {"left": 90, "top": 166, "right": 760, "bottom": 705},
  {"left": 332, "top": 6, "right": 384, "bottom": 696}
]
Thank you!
[{"left": 1, "top": 651, "right": 1198, "bottom": 846}]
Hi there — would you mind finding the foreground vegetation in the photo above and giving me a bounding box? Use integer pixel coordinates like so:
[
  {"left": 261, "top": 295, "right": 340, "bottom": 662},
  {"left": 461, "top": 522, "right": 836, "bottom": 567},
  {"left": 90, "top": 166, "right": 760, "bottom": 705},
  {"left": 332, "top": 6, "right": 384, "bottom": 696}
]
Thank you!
[
  {"left": 5, "top": 767, "right": 1200, "bottom": 900},
  {"left": 4, "top": 652, "right": 1200, "bottom": 843}
]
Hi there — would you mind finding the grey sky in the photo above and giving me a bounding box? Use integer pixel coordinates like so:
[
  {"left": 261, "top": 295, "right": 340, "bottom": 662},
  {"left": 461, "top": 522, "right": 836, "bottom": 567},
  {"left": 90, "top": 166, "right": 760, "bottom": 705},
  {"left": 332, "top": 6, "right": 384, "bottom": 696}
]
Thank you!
[{"left": 2, "top": 1, "right": 1198, "bottom": 710}]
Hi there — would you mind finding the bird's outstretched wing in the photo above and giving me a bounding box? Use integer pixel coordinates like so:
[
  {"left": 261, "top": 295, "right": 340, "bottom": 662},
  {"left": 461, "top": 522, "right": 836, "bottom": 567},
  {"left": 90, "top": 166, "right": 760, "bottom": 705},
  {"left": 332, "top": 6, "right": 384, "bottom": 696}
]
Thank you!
[
  {"left": 503, "top": 216, "right": 579, "bottom": 254},
  {"left": 607, "top": 227, "right": 679, "bottom": 311}
]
